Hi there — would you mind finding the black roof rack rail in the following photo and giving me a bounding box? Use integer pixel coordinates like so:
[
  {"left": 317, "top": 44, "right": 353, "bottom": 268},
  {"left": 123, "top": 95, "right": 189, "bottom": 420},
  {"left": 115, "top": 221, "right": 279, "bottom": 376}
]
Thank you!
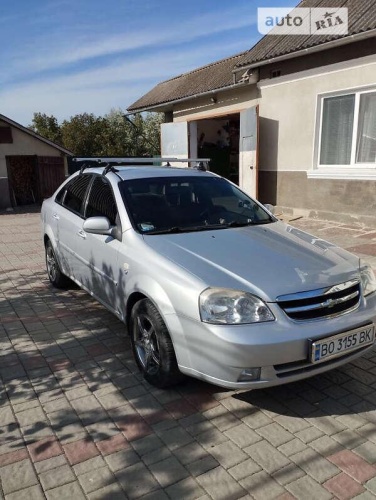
[{"left": 73, "top": 157, "right": 211, "bottom": 172}]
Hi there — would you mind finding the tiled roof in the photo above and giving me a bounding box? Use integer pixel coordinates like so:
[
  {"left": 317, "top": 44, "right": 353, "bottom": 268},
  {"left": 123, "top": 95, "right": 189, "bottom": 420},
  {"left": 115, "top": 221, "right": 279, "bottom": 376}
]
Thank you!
[
  {"left": 236, "top": 0, "right": 376, "bottom": 68},
  {"left": 127, "top": 51, "right": 247, "bottom": 112},
  {"left": 127, "top": 0, "right": 376, "bottom": 112}
]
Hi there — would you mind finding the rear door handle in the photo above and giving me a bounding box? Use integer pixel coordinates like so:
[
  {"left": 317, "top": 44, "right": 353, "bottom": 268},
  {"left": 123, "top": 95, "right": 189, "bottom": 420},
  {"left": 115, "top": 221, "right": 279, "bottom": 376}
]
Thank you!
[
  {"left": 52, "top": 213, "right": 60, "bottom": 220},
  {"left": 77, "top": 230, "right": 86, "bottom": 239}
]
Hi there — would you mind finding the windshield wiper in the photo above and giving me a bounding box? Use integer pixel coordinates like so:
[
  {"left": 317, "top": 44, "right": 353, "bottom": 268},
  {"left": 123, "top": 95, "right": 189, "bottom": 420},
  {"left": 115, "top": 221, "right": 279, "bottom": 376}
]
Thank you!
[
  {"left": 144, "top": 224, "right": 228, "bottom": 235},
  {"left": 226, "top": 219, "right": 274, "bottom": 227}
]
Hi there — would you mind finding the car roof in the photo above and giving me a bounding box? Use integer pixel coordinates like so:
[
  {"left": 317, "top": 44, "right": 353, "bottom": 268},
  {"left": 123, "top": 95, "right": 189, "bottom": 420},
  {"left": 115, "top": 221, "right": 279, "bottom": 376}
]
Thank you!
[{"left": 81, "top": 166, "right": 216, "bottom": 181}]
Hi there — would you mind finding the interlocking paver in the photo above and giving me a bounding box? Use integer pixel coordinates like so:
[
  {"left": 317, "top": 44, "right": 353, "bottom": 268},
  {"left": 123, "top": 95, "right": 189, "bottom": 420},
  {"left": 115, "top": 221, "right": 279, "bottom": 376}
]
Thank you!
[
  {"left": 245, "top": 441, "right": 290, "bottom": 474},
  {"left": 208, "top": 441, "right": 248, "bottom": 469},
  {"left": 165, "top": 477, "right": 205, "bottom": 500},
  {"left": 78, "top": 465, "right": 116, "bottom": 494},
  {"left": 27, "top": 436, "right": 63, "bottom": 463},
  {"left": 104, "top": 448, "right": 140, "bottom": 472},
  {"left": 0, "top": 459, "right": 38, "bottom": 494},
  {"left": 45, "top": 481, "right": 86, "bottom": 500},
  {"left": 328, "top": 449, "right": 376, "bottom": 482},
  {"left": 2, "top": 211, "right": 376, "bottom": 500},
  {"left": 115, "top": 461, "right": 159, "bottom": 499},
  {"left": 39, "top": 464, "right": 76, "bottom": 491},
  {"left": 286, "top": 475, "right": 332, "bottom": 500},
  {"left": 149, "top": 456, "right": 189, "bottom": 487},
  {"left": 324, "top": 472, "right": 365, "bottom": 499},
  {"left": 62, "top": 438, "right": 99, "bottom": 465},
  {"left": 5, "top": 485, "right": 45, "bottom": 500},
  {"left": 240, "top": 470, "right": 286, "bottom": 499},
  {"left": 196, "top": 466, "right": 246, "bottom": 500},
  {"left": 291, "top": 448, "right": 339, "bottom": 483}
]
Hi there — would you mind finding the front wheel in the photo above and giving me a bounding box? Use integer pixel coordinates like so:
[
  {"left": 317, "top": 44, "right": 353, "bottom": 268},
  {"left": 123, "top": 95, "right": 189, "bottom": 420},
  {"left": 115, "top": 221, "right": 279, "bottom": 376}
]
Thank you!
[
  {"left": 45, "top": 240, "right": 70, "bottom": 288},
  {"left": 130, "top": 299, "right": 183, "bottom": 388}
]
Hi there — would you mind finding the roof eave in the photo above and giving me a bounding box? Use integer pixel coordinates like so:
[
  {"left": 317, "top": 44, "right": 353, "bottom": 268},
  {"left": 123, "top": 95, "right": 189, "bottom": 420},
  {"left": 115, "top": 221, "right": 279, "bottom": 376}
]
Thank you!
[
  {"left": 127, "top": 80, "right": 255, "bottom": 114},
  {"left": 233, "top": 29, "right": 376, "bottom": 74}
]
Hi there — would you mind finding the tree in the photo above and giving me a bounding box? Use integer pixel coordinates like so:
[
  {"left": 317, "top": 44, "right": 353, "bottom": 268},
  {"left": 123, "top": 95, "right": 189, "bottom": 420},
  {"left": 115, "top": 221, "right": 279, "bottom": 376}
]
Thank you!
[
  {"left": 29, "top": 113, "right": 63, "bottom": 145},
  {"left": 29, "top": 109, "right": 164, "bottom": 157},
  {"left": 61, "top": 113, "right": 108, "bottom": 156}
]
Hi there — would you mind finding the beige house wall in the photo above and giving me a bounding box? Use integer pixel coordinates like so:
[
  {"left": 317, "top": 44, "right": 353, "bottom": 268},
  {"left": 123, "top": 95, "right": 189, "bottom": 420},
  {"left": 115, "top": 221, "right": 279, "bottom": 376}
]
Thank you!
[
  {"left": 169, "top": 54, "right": 376, "bottom": 223},
  {"left": 258, "top": 54, "right": 376, "bottom": 173},
  {"left": 173, "top": 85, "right": 260, "bottom": 122},
  {"left": 0, "top": 122, "right": 66, "bottom": 178}
]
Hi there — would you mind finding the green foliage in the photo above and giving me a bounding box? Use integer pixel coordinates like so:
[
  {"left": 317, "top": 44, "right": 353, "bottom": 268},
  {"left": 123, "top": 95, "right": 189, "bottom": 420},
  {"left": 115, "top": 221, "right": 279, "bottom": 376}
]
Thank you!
[
  {"left": 28, "top": 109, "right": 163, "bottom": 157},
  {"left": 29, "top": 113, "right": 63, "bottom": 145}
]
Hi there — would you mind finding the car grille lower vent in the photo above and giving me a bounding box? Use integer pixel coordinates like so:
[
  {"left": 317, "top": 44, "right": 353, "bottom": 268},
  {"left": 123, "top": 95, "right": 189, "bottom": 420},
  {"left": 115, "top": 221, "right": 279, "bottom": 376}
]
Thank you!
[{"left": 276, "top": 279, "right": 361, "bottom": 321}]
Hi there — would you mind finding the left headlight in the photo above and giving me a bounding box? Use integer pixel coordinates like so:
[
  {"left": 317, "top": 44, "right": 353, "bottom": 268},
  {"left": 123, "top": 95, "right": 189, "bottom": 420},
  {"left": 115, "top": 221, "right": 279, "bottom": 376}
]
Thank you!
[
  {"left": 360, "top": 261, "right": 376, "bottom": 297},
  {"left": 199, "top": 288, "right": 275, "bottom": 324}
]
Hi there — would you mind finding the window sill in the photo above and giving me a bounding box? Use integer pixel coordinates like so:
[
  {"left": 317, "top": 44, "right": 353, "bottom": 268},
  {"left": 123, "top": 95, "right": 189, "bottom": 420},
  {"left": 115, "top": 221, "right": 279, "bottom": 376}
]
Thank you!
[{"left": 307, "top": 168, "right": 376, "bottom": 180}]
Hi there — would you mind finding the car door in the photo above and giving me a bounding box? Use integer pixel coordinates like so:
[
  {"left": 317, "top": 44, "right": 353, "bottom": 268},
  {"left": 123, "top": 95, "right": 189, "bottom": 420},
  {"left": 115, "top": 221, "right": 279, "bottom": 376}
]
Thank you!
[
  {"left": 54, "top": 174, "right": 93, "bottom": 279},
  {"left": 76, "top": 175, "right": 122, "bottom": 313}
]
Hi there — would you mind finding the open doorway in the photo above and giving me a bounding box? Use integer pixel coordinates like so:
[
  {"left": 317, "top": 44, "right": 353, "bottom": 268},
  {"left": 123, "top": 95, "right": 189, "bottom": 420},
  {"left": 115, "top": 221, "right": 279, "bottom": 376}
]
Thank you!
[
  {"left": 161, "top": 106, "right": 258, "bottom": 198},
  {"left": 195, "top": 114, "right": 240, "bottom": 184}
]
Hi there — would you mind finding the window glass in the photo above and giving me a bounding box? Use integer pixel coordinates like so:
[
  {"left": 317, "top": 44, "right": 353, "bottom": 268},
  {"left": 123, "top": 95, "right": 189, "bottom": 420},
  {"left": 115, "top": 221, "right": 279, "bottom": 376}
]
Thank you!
[
  {"left": 356, "top": 92, "right": 376, "bottom": 164},
  {"left": 63, "top": 175, "right": 92, "bottom": 214},
  {"left": 120, "top": 176, "right": 272, "bottom": 234},
  {"left": 85, "top": 176, "right": 117, "bottom": 225},
  {"left": 320, "top": 94, "right": 355, "bottom": 165}
]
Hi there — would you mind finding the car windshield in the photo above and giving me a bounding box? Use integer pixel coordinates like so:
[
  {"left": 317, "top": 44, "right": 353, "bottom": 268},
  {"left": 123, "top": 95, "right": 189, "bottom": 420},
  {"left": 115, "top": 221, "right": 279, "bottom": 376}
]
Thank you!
[{"left": 119, "top": 175, "right": 274, "bottom": 234}]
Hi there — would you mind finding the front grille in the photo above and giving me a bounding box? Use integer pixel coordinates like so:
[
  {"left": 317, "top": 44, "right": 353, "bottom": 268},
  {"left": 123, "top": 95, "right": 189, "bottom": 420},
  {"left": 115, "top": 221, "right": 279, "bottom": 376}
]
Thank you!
[{"left": 276, "top": 279, "right": 361, "bottom": 321}]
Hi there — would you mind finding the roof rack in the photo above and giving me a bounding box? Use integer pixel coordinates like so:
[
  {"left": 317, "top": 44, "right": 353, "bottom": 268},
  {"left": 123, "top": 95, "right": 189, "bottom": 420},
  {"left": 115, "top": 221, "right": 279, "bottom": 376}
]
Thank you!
[{"left": 73, "top": 157, "right": 211, "bottom": 175}]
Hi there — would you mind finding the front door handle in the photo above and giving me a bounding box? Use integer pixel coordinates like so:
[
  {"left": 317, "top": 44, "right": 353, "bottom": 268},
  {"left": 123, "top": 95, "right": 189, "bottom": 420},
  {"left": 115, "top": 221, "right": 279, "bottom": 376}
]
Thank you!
[
  {"left": 77, "top": 230, "right": 86, "bottom": 239},
  {"left": 52, "top": 213, "right": 60, "bottom": 220}
]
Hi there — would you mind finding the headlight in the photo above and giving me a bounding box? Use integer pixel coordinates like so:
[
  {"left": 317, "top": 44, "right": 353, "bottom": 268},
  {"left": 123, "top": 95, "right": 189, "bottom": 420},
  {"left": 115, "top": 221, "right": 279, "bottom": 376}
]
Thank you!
[
  {"left": 360, "top": 261, "right": 376, "bottom": 297},
  {"left": 199, "top": 288, "right": 275, "bottom": 324}
]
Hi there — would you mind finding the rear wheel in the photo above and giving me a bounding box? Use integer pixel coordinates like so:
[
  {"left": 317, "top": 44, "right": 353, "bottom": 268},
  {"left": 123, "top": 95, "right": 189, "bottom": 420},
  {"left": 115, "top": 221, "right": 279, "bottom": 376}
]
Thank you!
[
  {"left": 45, "top": 240, "right": 70, "bottom": 288},
  {"left": 130, "top": 298, "right": 183, "bottom": 388}
]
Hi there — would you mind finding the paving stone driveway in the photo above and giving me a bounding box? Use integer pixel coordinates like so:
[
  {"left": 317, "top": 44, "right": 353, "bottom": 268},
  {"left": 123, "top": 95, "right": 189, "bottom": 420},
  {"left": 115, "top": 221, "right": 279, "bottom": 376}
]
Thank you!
[{"left": 1, "top": 209, "right": 376, "bottom": 500}]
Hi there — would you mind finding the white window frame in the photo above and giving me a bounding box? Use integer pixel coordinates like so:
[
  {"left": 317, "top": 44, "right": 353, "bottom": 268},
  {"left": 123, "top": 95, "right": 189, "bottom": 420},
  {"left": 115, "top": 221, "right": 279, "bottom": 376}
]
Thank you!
[{"left": 310, "top": 85, "right": 376, "bottom": 180}]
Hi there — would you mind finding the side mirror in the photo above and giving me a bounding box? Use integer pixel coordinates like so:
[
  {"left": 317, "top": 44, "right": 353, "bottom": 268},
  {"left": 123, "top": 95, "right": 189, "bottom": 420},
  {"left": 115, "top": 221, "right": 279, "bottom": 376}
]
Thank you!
[
  {"left": 83, "top": 217, "right": 114, "bottom": 236},
  {"left": 263, "top": 203, "right": 275, "bottom": 215}
]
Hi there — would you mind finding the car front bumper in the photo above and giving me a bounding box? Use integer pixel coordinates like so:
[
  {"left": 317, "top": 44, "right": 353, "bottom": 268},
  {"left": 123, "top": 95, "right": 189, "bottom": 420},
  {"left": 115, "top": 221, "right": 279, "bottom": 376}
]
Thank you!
[{"left": 168, "top": 293, "right": 376, "bottom": 389}]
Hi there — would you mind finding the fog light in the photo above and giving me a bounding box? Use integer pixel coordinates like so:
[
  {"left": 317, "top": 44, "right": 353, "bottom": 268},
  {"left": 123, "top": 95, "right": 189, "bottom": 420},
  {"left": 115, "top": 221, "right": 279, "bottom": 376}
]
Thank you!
[{"left": 238, "top": 368, "right": 261, "bottom": 382}]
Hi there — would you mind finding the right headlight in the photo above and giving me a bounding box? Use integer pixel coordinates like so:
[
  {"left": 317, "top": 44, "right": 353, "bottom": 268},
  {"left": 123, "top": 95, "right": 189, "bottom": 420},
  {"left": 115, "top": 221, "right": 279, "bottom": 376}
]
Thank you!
[
  {"left": 360, "top": 261, "right": 376, "bottom": 297},
  {"left": 199, "top": 288, "right": 275, "bottom": 324}
]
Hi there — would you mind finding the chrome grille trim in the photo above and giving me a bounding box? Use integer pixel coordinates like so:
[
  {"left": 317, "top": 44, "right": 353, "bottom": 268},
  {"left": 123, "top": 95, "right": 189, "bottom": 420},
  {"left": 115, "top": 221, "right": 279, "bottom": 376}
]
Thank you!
[
  {"left": 276, "top": 280, "right": 361, "bottom": 321},
  {"left": 276, "top": 279, "right": 360, "bottom": 303},
  {"left": 284, "top": 291, "right": 360, "bottom": 314}
]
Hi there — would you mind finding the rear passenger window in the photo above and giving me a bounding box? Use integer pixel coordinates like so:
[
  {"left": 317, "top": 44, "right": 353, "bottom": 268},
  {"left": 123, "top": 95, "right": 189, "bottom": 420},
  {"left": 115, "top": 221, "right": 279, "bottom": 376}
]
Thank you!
[
  {"left": 62, "top": 175, "right": 92, "bottom": 214},
  {"left": 85, "top": 176, "right": 117, "bottom": 225}
]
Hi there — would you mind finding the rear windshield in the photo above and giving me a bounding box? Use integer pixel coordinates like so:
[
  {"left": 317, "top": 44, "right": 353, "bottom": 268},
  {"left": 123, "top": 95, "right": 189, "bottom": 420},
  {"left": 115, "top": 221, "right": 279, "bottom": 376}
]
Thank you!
[{"left": 119, "top": 175, "right": 274, "bottom": 234}]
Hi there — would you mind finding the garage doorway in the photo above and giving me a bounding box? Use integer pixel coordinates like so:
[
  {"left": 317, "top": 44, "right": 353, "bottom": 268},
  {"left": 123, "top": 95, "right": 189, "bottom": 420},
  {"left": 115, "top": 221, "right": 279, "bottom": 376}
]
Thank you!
[
  {"left": 196, "top": 114, "right": 240, "bottom": 184},
  {"left": 160, "top": 106, "right": 259, "bottom": 198}
]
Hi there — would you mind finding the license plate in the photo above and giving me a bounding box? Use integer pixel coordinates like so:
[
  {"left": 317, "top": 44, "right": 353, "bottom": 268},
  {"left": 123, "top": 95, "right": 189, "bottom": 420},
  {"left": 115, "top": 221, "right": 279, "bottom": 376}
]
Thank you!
[{"left": 311, "top": 324, "right": 375, "bottom": 364}]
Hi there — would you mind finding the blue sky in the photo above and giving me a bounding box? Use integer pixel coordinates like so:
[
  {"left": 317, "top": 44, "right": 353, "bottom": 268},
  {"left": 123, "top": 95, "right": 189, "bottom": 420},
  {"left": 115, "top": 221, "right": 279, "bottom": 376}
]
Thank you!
[{"left": 1, "top": 0, "right": 292, "bottom": 126}]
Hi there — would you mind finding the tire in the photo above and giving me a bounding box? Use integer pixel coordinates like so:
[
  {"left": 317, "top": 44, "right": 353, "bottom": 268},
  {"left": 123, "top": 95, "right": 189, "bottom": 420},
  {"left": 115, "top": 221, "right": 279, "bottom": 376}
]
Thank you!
[
  {"left": 45, "top": 240, "right": 70, "bottom": 289},
  {"left": 130, "top": 298, "right": 183, "bottom": 388}
]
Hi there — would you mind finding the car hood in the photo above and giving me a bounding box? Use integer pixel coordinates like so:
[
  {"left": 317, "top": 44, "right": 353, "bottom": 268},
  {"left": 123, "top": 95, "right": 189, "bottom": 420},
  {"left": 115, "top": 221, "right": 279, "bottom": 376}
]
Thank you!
[{"left": 144, "top": 221, "right": 360, "bottom": 301}]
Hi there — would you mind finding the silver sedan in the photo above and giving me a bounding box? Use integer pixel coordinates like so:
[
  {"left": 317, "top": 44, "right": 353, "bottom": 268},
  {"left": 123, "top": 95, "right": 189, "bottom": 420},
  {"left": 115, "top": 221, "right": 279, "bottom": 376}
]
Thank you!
[{"left": 41, "top": 162, "right": 376, "bottom": 389}]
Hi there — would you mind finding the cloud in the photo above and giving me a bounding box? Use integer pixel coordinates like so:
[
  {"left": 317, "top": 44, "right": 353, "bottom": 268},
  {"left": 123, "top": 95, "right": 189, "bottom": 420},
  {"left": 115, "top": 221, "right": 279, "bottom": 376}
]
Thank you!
[
  {"left": 3, "top": 5, "right": 257, "bottom": 79},
  {"left": 0, "top": 37, "right": 254, "bottom": 125}
]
